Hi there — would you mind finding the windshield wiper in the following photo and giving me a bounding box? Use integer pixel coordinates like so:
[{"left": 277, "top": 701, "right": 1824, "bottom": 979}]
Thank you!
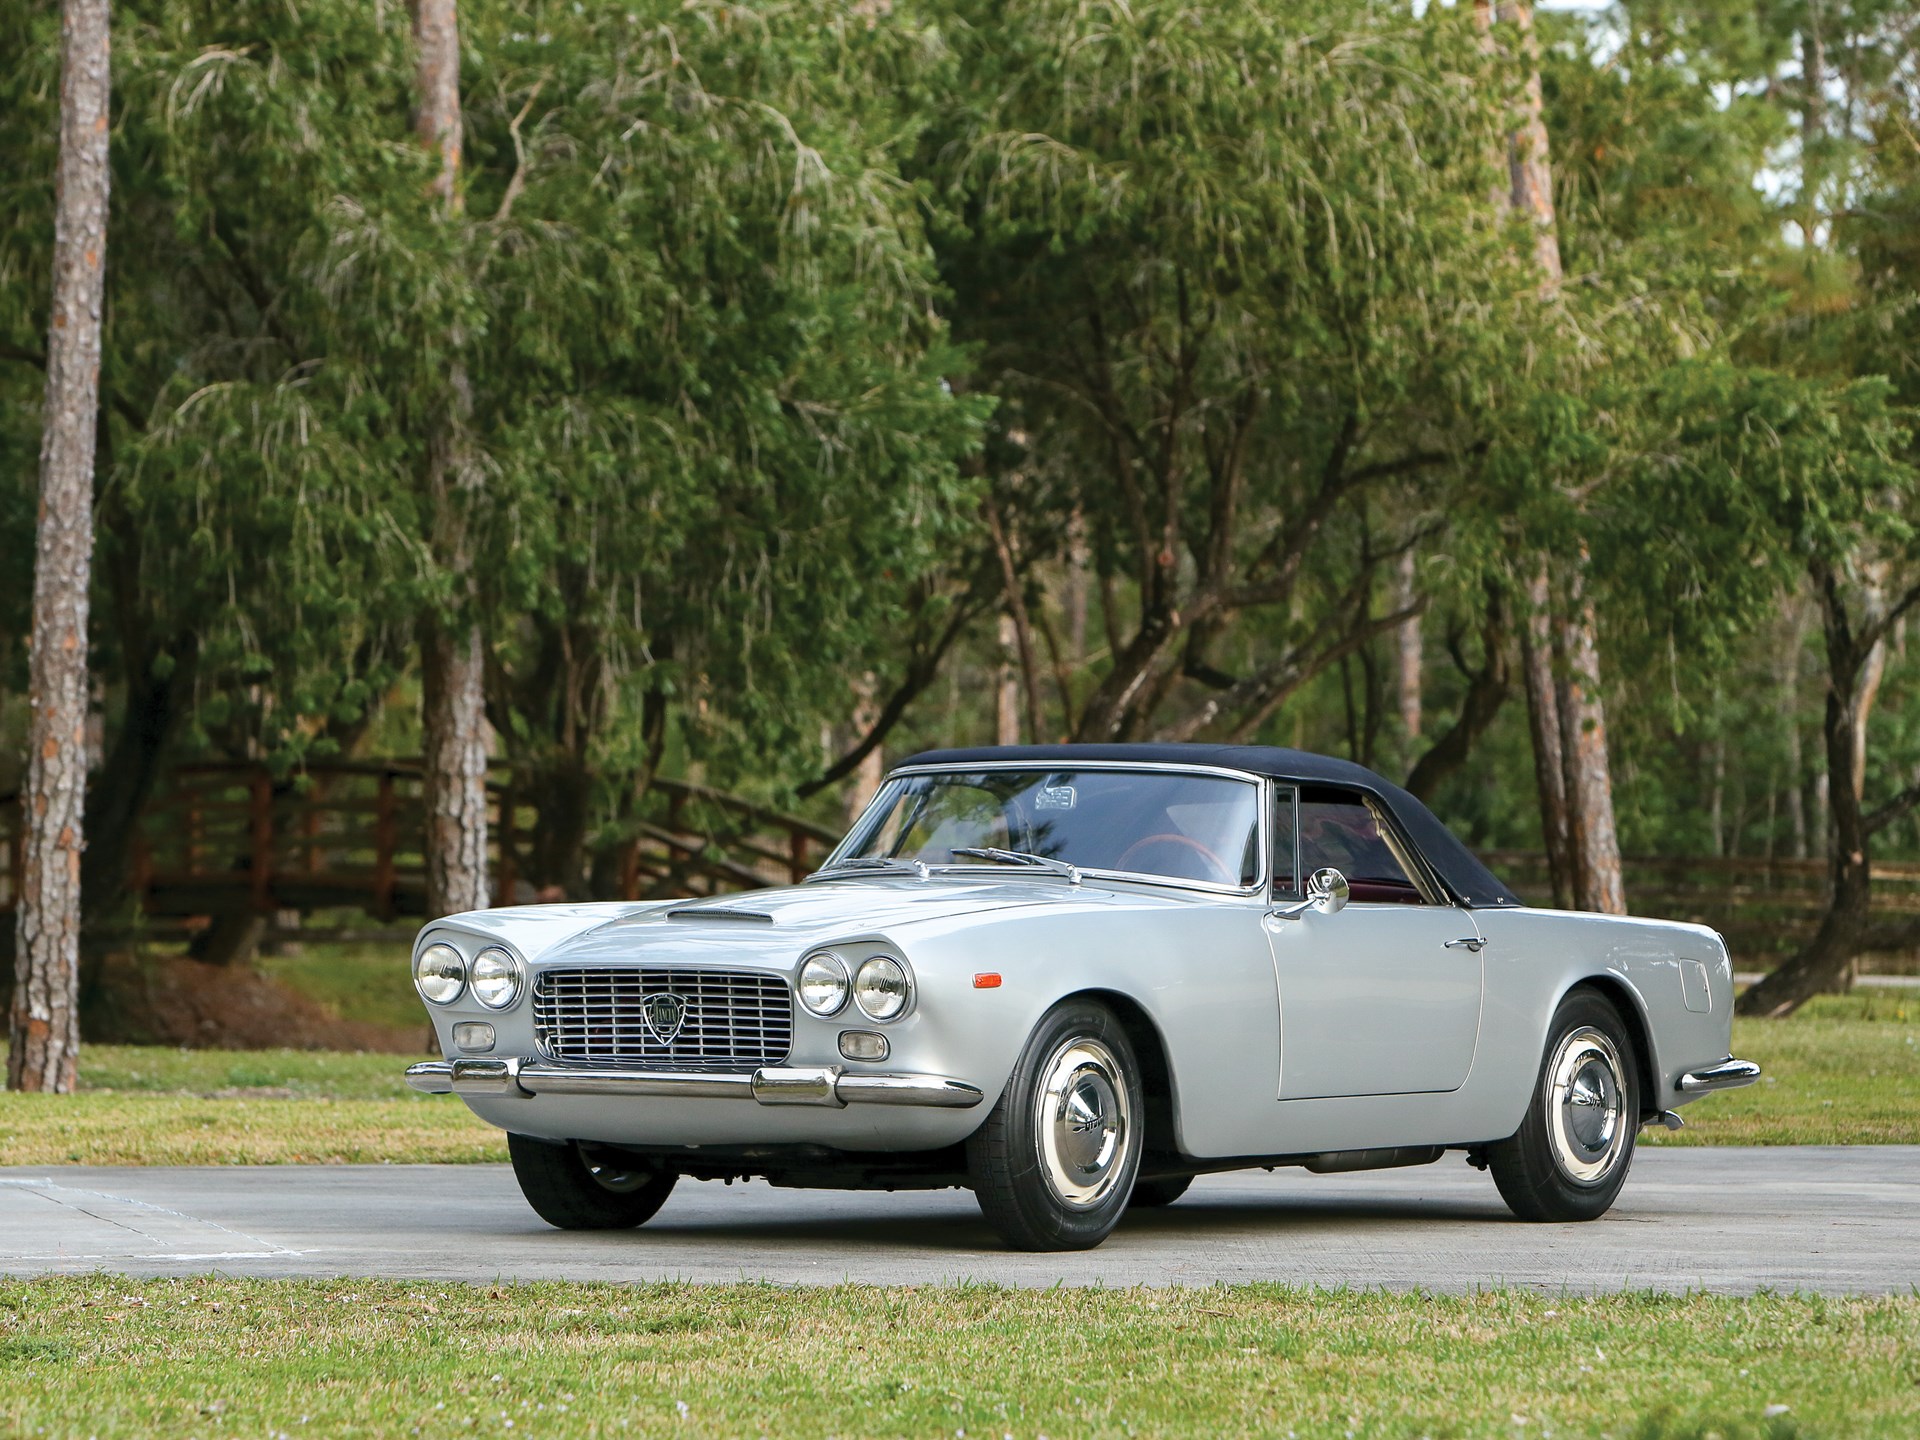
[
  {"left": 812, "top": 855, "right": 930, "bottom": 881},
  {"left": 949, "top": 847, "right": 1082, "bottom": 885}
]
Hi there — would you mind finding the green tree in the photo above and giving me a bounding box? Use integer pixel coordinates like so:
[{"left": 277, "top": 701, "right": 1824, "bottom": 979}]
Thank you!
[{"left": 919, "top": 0, "right": 1530, "bottom": 746}]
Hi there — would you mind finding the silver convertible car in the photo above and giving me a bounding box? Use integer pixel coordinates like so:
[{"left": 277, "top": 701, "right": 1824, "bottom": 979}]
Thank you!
[{"left": 405, "top": 744, "right": 1759, "bottom": 1251}]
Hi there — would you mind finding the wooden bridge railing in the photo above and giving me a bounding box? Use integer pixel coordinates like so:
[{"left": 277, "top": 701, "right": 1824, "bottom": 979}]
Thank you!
[{"left": 0, "top": 760, "right": 841, "bottom": 932}]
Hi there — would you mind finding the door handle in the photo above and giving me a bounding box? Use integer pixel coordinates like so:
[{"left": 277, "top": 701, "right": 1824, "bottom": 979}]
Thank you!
[{"left": 1443, "top": 937, "right": 1486, "bottom": 952}]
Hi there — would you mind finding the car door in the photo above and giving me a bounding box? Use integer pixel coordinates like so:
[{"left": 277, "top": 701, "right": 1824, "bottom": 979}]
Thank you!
[{"left": 1264, "top": 785, "right": 1485, "bottom": 1099}]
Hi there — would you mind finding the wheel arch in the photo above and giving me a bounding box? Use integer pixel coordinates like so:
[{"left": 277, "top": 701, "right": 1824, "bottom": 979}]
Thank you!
[
  {"left": 1060, "top": 987, "right": 1180, "bottom": 1163},
  {"left": 1559, "top": 974, "right": 1659, "bottom": 1112}
]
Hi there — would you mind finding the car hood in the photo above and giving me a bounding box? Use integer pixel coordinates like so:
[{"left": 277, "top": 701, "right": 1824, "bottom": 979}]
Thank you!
[
  {"left": 648, "top": 877, "right": 1061, "bottom": 926},
  {"left": 466, "top": 876, "right": 1068, "bottom": 969}
]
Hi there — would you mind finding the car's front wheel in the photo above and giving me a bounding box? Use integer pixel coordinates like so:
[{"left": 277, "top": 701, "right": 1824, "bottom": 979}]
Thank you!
[
  {"left": 507, "top": 1133, "right": 678, "bottom": 1230},
  {"left": 967, "top": 999, "right": 1145, "bottom": 1251},
  {"left": 1128, "top": 1175, "right": 1193, "bottom": 1209},
  {"left": 1488, "top": 988, "right": 1640, "bottom": 1222}
]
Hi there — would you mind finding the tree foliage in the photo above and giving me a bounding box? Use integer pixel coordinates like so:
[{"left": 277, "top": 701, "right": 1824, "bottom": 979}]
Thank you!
[
  {"left": 918, "top": 0, "right": 1533, "bottom": 743},
  {"left": 5, "top": 0, "right": 1920, "bottom": 1003}
]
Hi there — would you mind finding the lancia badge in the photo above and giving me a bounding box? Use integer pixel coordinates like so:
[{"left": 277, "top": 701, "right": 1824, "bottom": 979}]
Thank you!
[{"left": 641, "top": 992, "right": 688, "bottom": 1045}]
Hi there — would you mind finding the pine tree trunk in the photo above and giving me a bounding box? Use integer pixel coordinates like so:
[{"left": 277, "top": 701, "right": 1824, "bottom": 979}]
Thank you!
[
  {"left": 1518, "top": 569, "right": 1574, "bottom": 909},
  {"left": 1066, "top": 508, "right": 1089, "bottom": 664},
  {"left": 1478, "top": 0, "right": 1626, "bottom": 913},
  {"left": 10, "top": 0, "right": 110, "bottom": 1096},
  {"left": 422, "top": 621, "right": 490, "bottom": 914},
  {"left": 996, "top": 614, "right": 1021, "bottom": 745},
  {"left": 411, "top": 0, "right": 463, "bottom": 211},
  {"left": 984, "top": 497, "right": 1045, "bottom": 741},
  {"left": 1852, "top": 631, "right": 1887, "bottom": 801},
  {"left": 1395, "top": 549, "right": 1422, "bottom": 752},
  {"left": 410, "top": 0, "right": 488, "bottom": 916},
  {"left": 1554, "top": 579, "right": 1626, "bottom": 914},
  {"left": 1489, "top": 0, "right": 1564, "bottom": 289}
]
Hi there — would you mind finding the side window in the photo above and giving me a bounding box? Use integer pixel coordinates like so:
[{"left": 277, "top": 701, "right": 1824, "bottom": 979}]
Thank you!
[
  {"left": 1270, "top": 786, "right": 1299, "bottom": 898},
  {"left": 1298, "top": 788, "right": 1430, "bottom": 905}
]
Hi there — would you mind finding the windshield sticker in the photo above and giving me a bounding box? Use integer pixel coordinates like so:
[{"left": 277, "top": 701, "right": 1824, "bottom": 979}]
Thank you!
[{"left": 1036, "top": 784, "right": 1077, "bottom": 811}]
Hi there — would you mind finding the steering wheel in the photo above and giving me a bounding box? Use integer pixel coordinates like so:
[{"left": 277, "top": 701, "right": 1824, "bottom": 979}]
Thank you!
[{"left": 1113, "top": 832, "right": 1234, "bottom": 885}]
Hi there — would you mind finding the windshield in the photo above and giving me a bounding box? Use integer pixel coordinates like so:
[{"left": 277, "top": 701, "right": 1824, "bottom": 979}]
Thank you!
[{"left": 838, "top": 768, "right": 1262, "bottom": 888}]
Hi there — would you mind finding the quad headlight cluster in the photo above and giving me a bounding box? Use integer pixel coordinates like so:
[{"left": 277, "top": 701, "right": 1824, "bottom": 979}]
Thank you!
[
  {"left": 797, "top": 949, "right": 913, "bottom": 1022},
  {"left": 414, "top": 940, "right": 524, "bottom": 1010}
]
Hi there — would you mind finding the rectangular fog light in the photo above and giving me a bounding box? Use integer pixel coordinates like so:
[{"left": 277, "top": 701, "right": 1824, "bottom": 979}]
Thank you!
[
  {"left": 838, "top": 1030, "right": 889, "bottom": 1063},
  {"left": 453, "top": 1022, "right": 496, "bottom": 1053}
]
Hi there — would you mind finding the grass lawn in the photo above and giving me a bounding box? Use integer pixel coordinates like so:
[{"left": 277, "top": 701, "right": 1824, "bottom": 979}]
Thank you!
[
  {"left": 1, "top": 1277, "right": 1914, "bottom": 1440},
  {"left": 0, "top": 994, "right": 1912, "bottom": 1167},
  {"left": 0, "top": 1047, "right": 504, "bottom": 1165},
  {"left": 1646, "top": 993, "right": 1920, "bottom": 1148}
]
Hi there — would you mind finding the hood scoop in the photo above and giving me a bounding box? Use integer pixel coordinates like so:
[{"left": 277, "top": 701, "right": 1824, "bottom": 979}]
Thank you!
[{"left": 665, "top": 906, "right": 775, "bottom": 924}]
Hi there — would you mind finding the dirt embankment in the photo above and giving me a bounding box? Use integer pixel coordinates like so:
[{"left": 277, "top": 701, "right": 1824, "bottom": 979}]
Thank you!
[{"left": 77, "top": 953, "right": 428, "bottom": 1052}]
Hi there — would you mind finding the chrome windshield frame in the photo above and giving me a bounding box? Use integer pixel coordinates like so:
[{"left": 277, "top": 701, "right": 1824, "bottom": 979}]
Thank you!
[{"left": 818, "top": 759, "right": 1272, "bottom": 899}]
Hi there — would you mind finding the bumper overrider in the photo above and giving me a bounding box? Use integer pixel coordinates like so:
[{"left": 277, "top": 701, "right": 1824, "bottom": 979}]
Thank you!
[
  {"left": 405, "top": 1056, "right": 985, "bottom": 1109},
  {"left": 1677, "top": 1057, "right": 1762, "bottom": 1093}
]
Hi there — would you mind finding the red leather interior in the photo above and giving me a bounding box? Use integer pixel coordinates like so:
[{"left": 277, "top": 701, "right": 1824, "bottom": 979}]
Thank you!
[{"left": 1346, "top": 880, "right": 1425, "bottom": 905}]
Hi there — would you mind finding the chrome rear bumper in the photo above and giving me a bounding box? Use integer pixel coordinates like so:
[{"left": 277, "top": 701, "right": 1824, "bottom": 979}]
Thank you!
[
  {"left": 1677, "top": 1057, "right": 1762, "bottom": 1093},
  {"left": 405, "top": 1057, "right": 984, "bottom": 1110}
]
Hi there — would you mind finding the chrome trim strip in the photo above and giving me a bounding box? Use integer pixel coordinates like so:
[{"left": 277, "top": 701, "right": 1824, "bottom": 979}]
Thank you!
[
  {"left": 404, "top": 1058, "right": 983, "bottom": 1109},
  {"left": 886, "top": 758, "right": 1263, "bottom": 783},
  {"left": 521, "top": 1063, "right": 753, "bottom": 1099},
  {"left": 835, "top": 1072, "right": 983, "bottom": 1107},
  {"left": 830, "top": 760, "right": 1271, "bottom": 898},
  {"left": 1677, "top": 1057, "right": 1762, "bottom": 1093}
]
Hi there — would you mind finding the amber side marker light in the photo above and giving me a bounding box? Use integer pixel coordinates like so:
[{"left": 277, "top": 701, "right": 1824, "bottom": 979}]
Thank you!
[{"left": 973, "top": 973, "right": 1002, "bottom": 989}]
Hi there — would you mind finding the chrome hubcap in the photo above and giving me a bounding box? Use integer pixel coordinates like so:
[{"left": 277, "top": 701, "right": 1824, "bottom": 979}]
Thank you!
[
  {"left": 1545, "top": 1026, "right": 1628, "bottom": 1185},
  {"left": 579, "top": 1145, "right": 654, "bottom": 1194},
  {"left": 1034, "top": 1037, "right": 1131, "bottom": 1208}
]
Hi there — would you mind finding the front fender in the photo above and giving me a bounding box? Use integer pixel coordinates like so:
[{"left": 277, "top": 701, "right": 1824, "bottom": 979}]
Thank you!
[{"left": 890, "top": 895, "right": 1279, "bottom": 1158}]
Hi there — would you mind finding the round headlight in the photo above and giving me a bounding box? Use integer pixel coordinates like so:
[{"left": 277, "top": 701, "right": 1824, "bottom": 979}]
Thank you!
[
  {"left": 469, "top": 946, "right": 524, "bottom": 1010},
  {"left": 798, "top": 951, "right": 851, "bottom": 1016},
  {"left": 415, "top": 942, "right": 467, "bottom": 1005},
  {"left": 854, "top": 955, "right": 911, "bottom": 1021}
]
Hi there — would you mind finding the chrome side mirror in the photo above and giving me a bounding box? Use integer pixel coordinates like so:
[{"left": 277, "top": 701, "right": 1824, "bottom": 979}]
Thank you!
[
  {"left": 1306, "top": 867, "right": 1349, "bottom": 915},
  {"left": 1270, "top": 866, "right": 1350, "bottom": 921}
]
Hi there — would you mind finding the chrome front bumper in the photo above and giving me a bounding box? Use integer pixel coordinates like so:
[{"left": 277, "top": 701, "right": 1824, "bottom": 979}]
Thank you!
[
  {"left": 404, "top": 1057, "right": 984, "bottom": 1109},
  {"left": 1677, "top": 1057, "right": 1763, "bottom": 1093}
]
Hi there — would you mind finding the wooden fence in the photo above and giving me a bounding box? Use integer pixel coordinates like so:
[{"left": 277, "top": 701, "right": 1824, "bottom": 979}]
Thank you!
[
  {"left": 0, "top": 761, "right": 840, "bottom": 935},
  {"left": 1, "top": 767, "right": 1916, "bottom": 965},
  {"left": 1482, "top": 850, "right": 1920, "bottom": 961}
]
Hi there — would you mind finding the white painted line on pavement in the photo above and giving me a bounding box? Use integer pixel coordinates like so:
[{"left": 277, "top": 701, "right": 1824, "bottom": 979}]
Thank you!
[{"left": 0, "top": 1177, "right": 304, "bottom": 1259}]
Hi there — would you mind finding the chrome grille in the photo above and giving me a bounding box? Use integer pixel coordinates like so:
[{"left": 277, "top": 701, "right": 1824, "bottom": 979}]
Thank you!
[{"left": 532, "top": 968, "right": 793, "bottom": 1069}]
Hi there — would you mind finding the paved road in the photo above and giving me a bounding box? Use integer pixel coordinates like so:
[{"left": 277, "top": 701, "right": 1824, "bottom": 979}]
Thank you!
[{"left": 2, "top": 1147, "right": 1913, "bottom": 1294}]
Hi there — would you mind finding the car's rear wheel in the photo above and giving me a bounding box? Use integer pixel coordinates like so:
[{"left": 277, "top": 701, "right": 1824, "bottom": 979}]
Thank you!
[
  {"left": 1488, "top": 988, "right": 1640, "bottom": 1222},
  {"left": 1128, "top": 1175, "right": 1193, "bottom": 1209},
  {"left": 507, "top": 1133, "right": 678, "bottom": 1230},
  {"left": 967, "top": 999, "right": 1144, "bottom": 1251}
]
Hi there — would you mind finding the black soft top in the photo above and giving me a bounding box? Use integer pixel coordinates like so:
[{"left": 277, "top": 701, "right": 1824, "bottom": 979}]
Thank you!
[{"left": 896, "top": 743, "right": 1520, "bottom": 909}]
